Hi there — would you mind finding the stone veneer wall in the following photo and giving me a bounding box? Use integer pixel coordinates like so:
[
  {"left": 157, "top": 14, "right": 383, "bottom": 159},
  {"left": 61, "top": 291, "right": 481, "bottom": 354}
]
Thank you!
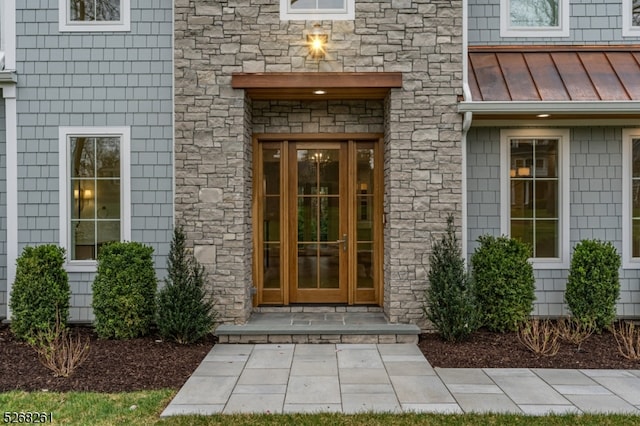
[{"left": 175, "top": 0, "right": 463, "bottom": 328}]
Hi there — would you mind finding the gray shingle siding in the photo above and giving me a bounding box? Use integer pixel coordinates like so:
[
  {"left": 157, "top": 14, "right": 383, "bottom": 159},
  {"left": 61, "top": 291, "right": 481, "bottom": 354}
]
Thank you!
[
  {"left": 13, "top": 0, "right": 173, "bottom": 322},
  {"left": 467, "top": 127, "right": 640, "bottom": 318},
  {"left": 469, "top": 0, "right": 640, "bottom": 45}
]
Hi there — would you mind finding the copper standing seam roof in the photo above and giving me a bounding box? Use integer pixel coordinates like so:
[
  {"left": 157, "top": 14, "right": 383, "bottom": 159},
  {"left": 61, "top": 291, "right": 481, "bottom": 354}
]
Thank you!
[{"left": 468, "top": 46, "right": 640, "bottom": 102}]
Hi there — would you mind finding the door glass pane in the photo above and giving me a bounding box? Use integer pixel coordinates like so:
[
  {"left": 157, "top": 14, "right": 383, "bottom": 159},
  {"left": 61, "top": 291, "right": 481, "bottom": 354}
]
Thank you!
[
  {"left": 357, "top": 242, "right": 374, "bottom": 289},
  {"left": 319, "top": 243, "right": 340, "bottom": 288},
  {"left": 357, "top": 197, "right": 373, "bottom": 241},
  {"left": 297, "top": 150, "right": 317, "bottom": 194},
  {"left": 298, "top": 243, "right": 318, "bottom": 288},
  {"left": 320, "top": 196, "right": 340, "bottom": 242},
  {"left": 263, "top": 149, "right": 280, "bottom": 195},
  {"left": 318, "top": 150, "right": 339, "bottom": 195},
  {"left": 264, "top": 243, "right": 280, "bottom": 289},
  {"left": 357, "top": 148, "right": 374, "bottom": 193},
  {"left": 264, "top": 196, "right": 280, "bottom": 242},
  {"left": 298, "top": 197, "right": 318, "bottom": 242}
]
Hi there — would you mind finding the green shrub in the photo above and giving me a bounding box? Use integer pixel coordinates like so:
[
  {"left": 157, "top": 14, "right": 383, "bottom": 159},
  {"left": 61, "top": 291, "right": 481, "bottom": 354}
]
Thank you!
[
  {"left": 565, "top": 239, "right": 620, "bottom": 332},
  {"left": 471, "top": 235, "right": 535, "bottom": 332},
  {"left": 424, "top": 215, "right": 480, "bottom": 341},
  {"left": 156, "top": 226, "right": 217, "bottom": 344},
  {"left": 9, "top": 245, "right": 70, "bottom": 343},
  {"left": 92, "top": 242, "right": 157, "bottom": 339}
]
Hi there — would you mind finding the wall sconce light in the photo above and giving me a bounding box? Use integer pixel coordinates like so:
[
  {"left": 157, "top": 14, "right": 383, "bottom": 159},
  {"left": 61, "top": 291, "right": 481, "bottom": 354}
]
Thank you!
[{"left": 307, "top": 24, "right": 328, "bottom": 59}]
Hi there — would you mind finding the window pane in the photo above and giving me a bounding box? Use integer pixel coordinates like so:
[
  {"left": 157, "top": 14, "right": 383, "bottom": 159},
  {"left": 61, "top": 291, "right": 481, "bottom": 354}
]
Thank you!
[
  {"left": 510, "top": 0, "right": 559, "bottom": 27},
  {"left": 71, "top": 0, "right": 120, "bottom": 22},
  {"left": 634, "top": 0, "right": 640, "bottom": 27},
  {"left": 535, "top": 180, "right": 558, "bottom": 218},
  {"left": 96, "top": 180, "right": 120, "bottom": 219},
  {"left": 290, "top": 0, "right": 317, "bottom": 10},
  {"left": 634, "top": 220, "right": 640, "bottom": 257},
  {"left": 71, "top": 137, "right": 95, "bottom": 177},
  {"left": 71, "top": 179, "right": 95, "bottom": 220},
  {"left": 536, "top": 220, "right": 558, "bottom": 258},
  {"left": 510, "top": 139, "right": 533, "bottom": 177},
  {"left": 633, "top": 139, "right": 640, "bottom": 177},
  {"left": 72, "top": 221, "right": 95, "bottom": 260},
  {"left": 511, "top": 220, "right": 533, "bottom": 250},
  {"left": 97, "top": 221, "right": 120, "bottom": 253},
  {"left": 318, "top": 0, "right": 345, "bottom": 9},
  {"left": 96, "top": 138, "right": 120, "bottom": 177},
  {"left": 534, "top": 139, "right": 557, "bottom": 178},
  {"left": 633, "top": 180, "right": 640, "bottom": 217},
  {"left": 510, "top": 180, "right": 533, "bottom": 218}
]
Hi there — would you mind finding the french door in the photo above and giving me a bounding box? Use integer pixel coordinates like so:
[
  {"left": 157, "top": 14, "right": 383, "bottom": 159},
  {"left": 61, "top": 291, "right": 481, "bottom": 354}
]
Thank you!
[{"left": 253, "top": 136, "right": 382, "bottom": 305}]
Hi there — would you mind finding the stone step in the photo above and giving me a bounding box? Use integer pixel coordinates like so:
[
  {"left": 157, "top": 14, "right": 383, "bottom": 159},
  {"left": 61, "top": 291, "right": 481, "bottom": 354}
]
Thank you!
[{"left": 214, "top": 312, "right": 421, "bottom": 344}]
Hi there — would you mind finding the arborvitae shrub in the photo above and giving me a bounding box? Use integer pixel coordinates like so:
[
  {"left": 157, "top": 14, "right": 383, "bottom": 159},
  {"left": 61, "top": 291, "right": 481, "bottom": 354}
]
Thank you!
[
  {"left": 424, "top": 215, "right": 480, "bottom": 341},
  {"left": 565, "top": 239, "right": 620, "bottom": 332},
  {"left": 92, "top": 242, "right": 157, "bottom": 339},
  {"left": 471, "top": 235, "right": 535, "bottom": 332},
  {"left": 10, "top": 245, "right": 70, "bottom": 343},
  {"left": 156, "top": 226, "right": 217, "bottom": 344}
]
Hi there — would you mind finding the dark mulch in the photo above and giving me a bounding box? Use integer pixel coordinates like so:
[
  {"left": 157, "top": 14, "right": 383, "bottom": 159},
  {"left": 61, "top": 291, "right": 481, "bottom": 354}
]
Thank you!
[
  {"left": 0, "top": 323, "right": 215, "bottom": 393},
  {"left": 420, "top": 327, "right": 640, "bottom": 370},
  {"left": 2, "top": 323, "right": 639, "bottom": 393}
]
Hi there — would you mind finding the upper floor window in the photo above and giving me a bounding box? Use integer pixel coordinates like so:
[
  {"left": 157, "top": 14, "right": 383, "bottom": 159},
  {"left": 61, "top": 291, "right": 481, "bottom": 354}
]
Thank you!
[
  {"left": 280, "top": 0, "right": 354, "bottom": 20},
  {"left": 501, "top": 129, "right": 570, "bottom": 268},
  {"left": 59, "top": 0, "right": 130, "bottom": 32},
  {"left": 623, "top": 0, "right": 640, "bottom": 37},
  {"left": 500, "top": 0, "right": 569, "bottom": 37},
  {"left": 59, "top": 127, "right": 131, "bottom": 271}
]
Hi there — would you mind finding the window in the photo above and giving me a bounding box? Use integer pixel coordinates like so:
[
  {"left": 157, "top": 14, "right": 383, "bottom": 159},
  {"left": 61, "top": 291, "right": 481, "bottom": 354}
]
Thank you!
[
  {"left": 59, "top": 127, "right": 131, "bottom": 270},
  {"left": 500, "top": 0, "right": 569, "bottom": 37},
  {"left": 501, "top": 129, "right": 570, "bottom": 268},
  {"left": 623, "top": 0, "right": 640, "bottom": 37},
  {"left": 59, "top": 0, "right": 130, "bottom": 32},
  {"left": 622, "top": 129, "right": 640, "bottom": 267},
  {"left": 280, "top": 0, "right": 354, "bottom": 20}
]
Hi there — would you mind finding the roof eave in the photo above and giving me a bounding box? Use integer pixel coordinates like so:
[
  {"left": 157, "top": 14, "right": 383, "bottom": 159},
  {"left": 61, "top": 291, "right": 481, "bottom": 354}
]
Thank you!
[{"left": 458, "top": 101, "right": 640, "bottom": 115}]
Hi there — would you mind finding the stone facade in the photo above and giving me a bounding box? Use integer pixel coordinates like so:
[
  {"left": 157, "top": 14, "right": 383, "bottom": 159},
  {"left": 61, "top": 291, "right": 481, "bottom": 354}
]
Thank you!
[{"left": 174, "top": 0, "right": 464, "bottom": 328}]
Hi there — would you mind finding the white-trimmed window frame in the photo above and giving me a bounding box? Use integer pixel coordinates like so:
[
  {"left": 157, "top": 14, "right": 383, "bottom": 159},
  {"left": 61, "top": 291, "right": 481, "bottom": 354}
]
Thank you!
[
  {"left": 59, "top": 126, "right": 131, "bottom": 272},
  {"left": 59, "top": 0, "right": 131, "bottom": 32},
  {"left": 280, "top": 0, "right": 354, "bottom": 21},
  {"left": 622, "top": 129, "right": 640, "bottom": 268},
  {"left": 500, "top": 128, "right": 570, "bottom": 269},
  {"left": 500, "top": 0, "right": 570, "bottom": 38},
  {"left": 623, "top": 0, "right": 640, "bottom": 37}
]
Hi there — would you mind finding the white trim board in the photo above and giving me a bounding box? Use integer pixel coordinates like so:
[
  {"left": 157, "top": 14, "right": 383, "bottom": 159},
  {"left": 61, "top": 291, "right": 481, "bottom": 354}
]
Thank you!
[{"left": 622, "top": 128, "right": 640, "bottom": 268}]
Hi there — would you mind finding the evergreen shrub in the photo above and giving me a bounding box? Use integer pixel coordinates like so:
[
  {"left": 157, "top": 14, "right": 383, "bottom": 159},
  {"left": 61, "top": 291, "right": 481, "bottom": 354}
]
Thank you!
[
  {"left": 156, "top": 226, "right": 217, "bottom": 344},
  {"left": 424, "top": 215, "right": 480, "bottom": 341},
  {"left": 471, "top": 235, "right": 535, "bottom": 332},
  {"left": 10, "top": 245, "right": 70, "bottom": 343},
  {"left": 92, "top": 242, "right": 157, "bottom": 339},
  {"left": 565, "top": 239, "right": 620, "bottom": 332}
]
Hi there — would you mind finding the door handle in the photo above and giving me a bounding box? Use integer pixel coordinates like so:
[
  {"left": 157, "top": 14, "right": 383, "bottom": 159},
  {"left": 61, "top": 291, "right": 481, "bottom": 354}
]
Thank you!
[{"left": 335, "top": 234, "right": 348, "bottom": 252}]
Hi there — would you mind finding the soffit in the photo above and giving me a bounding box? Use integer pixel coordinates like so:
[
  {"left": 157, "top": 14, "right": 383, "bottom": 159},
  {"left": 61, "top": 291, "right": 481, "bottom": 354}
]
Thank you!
[
  {"left": 468, "top": 46, "right": 640, "bottom": 102},
  {"left": 231, "top": 72, "right": 403, "bottom": 100}
]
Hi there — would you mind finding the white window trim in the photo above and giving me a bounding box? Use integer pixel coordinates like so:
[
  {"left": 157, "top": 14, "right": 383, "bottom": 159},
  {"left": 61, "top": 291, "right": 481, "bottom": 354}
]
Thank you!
[
  {"left": 500, "top": 0, "right": 570, "bottom": 38},
  {"left": 500, "top": 128, "right": 570, "bottom": 269},
  {"left": 59, "top": 126, "right": 131, "bottom": 272},
  {"left": 623, "top": 0, "right": 640, "bottom": 37},
  {"left": 622, "top": 129, "right": 640, "bottom": 268},
  {"left": 58, "top": 0, "right": 131, "bottom": 32},
  {"left": 280, "top": 0, "right": 354, "bottom": 21}
]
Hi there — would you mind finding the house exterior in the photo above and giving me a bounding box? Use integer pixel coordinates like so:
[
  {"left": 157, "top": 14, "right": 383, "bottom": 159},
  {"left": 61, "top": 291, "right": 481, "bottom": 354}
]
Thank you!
[{"left": 0, "top": 1, "right": 638, "bottom": 329}]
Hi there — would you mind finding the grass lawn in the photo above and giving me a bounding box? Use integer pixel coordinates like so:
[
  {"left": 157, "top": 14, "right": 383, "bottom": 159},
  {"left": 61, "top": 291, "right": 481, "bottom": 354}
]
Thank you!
[{"left": 1, "top": 391, "right": 639, "bottom": 425}]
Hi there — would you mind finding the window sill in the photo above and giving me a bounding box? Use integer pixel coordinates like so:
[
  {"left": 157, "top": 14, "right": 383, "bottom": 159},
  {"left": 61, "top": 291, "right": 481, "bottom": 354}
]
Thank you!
[
  {"left": 65, "top": 261, "right": 98, "bottom": 273},
  {"left": 530, "top": 259, "right": 569, "bottom": 270}
]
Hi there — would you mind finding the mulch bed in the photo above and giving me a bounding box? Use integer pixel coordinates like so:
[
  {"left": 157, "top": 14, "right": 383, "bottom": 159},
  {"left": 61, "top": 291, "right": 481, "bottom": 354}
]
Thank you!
[
  {"left": 0, "top": 324, "right": 215, "bottom": 393},
  {"left": 2, "top": 323, "right": 639, "bottom": 393},
  {"left": 419, "top": 328, "right": 640, "bottom": 370}
]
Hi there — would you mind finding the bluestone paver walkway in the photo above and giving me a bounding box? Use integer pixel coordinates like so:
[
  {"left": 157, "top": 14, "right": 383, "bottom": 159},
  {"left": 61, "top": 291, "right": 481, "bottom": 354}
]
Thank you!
[{"left": 161, "top": 344, "right": 640, "bottom": 416}]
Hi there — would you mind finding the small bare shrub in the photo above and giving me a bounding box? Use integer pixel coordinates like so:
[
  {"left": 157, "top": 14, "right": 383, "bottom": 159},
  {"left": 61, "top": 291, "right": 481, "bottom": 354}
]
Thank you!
[
  {"left": 517, "top": 318, "right": 560, "bottom": 357},
  {"left": 30, "top": 311, "right": 90, "bottom": 377},
  {"left": 612, "top": 321, "right": 640, "bottom": 360},
  {"left": 555, "top": 317, "right": 595, "bottom": 352}
]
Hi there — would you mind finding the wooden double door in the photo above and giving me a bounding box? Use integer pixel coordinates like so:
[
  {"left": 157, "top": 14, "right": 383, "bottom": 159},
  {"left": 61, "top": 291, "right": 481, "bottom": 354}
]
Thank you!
[{"left": 253, "top": 136, "right": 383, "bottom": 305}]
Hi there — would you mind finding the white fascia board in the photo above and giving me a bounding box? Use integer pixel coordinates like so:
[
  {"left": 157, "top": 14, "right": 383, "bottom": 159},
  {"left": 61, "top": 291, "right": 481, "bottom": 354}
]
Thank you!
[{"left": 458, "top": 101, "right": 640, "bottom": 115}]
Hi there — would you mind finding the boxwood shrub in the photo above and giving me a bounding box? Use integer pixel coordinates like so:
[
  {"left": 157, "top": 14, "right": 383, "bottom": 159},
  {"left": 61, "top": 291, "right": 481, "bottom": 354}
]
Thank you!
[
  {"left": 92, "top": 242, "right": 157, "bottom": 339},
  {"left": 9, "top": 245, "right": 70, "bottom": 342},
  {"left": 471, "top": 235, "right": 535, "bottom": 332},
  {"left": 565, "top": 239, "right": 620, "bottom": 332}
]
